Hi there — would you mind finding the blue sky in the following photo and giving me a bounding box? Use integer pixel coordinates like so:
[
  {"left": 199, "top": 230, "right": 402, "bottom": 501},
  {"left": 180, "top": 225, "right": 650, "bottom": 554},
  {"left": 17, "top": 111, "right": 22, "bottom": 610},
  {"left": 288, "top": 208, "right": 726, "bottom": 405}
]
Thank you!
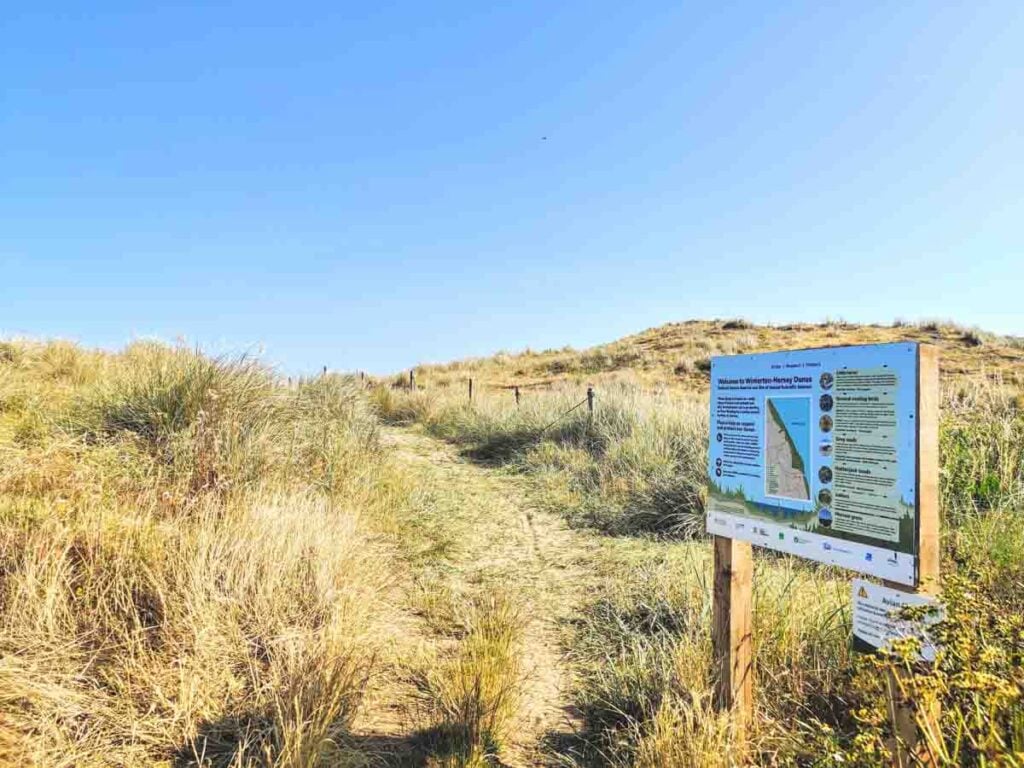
[{"left": 3, "top": 2, "right": 1022, "bottom": 373}]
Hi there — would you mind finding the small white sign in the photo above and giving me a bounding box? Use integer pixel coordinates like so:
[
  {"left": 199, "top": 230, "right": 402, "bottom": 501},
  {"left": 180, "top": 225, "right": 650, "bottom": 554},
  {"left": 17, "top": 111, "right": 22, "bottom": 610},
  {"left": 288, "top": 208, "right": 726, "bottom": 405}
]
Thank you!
[{"left": 852, "top": 579, "right": 942, "bottom": 662}]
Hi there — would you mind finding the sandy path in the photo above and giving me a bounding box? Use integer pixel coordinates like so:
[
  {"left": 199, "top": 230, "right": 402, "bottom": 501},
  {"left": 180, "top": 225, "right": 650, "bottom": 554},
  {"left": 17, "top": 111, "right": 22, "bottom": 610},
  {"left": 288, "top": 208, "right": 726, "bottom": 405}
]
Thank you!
[{"left": 355, "top": 426, "right": 599, "bottom": 766}]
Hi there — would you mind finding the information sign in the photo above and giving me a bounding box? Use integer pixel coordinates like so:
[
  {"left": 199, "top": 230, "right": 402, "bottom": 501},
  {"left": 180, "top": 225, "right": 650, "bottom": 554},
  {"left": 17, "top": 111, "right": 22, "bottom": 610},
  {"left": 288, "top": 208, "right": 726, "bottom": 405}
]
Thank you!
[{"left": 706, "top": 343, "right": 920, "bottom": 585}]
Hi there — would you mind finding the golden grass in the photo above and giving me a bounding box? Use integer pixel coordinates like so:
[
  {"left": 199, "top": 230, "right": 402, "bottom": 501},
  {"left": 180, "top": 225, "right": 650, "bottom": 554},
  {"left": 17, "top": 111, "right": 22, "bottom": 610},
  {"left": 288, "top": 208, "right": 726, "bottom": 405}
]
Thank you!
[
  {"left": 374, "top": 322, "right": 1024, "bottom": 766},
  {"left": 404, "top": 319, "right": 1024, "bottom": 393},
  {"left": 0, "top": 340, "right": 409, "bottom": 767},
  {"left": 411, "top": 594, "right": 525, "bottom": 766}
]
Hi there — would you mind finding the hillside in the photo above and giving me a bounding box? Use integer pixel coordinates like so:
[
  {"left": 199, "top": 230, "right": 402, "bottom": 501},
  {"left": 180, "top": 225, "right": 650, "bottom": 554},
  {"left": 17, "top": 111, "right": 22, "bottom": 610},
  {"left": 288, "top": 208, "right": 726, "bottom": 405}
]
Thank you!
[
  {"left": 410, "top": 319, "right": 1024, "bottom": 391},
  {"left": 2, "top": 333, "right": 1022, "bottom": 767}
]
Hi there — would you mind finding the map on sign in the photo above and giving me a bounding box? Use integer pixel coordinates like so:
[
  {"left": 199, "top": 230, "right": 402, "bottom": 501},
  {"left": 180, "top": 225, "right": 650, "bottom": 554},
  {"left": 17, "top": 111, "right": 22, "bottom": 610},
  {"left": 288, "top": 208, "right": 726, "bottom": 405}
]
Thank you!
[
  {"left": 706, "top": 343, "right": 920, "bottom": 585},
  {"left": 765, "top": 397, "right": 810, "bottom": 500}
]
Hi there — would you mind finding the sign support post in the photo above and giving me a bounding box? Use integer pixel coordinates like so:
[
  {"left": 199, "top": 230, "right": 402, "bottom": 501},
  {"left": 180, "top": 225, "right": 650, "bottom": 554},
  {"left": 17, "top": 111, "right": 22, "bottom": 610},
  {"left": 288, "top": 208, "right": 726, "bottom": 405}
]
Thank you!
[
  {"left": 712, "top": 535, "right": 754, "bottom": 745},
  {"left": 887, "top": 344, "right": 941, "bottom": 767}
]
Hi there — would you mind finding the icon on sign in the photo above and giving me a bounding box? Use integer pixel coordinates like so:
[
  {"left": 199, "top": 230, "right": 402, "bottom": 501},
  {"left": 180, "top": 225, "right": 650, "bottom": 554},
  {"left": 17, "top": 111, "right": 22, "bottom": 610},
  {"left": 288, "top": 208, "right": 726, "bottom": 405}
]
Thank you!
[
  {"left": 818, "top": 489, "right": 832, "bottom": 505},
  {"left": 820, "top": 372, "right": 834, "bottom": 390},
  {"left": 818, "top": 466, "right": 833, "bottom": 484},
  {"left": 865, "top": 553, "right": 873, "bottom": 562},
  {"left": 857, "top": 586, "right": 869, "bottom": 599},
  {"left": 716, "top": 432, "right": 723, "bottom": 443},
  {"left": 715, "top": 458, "right": 722, "bottom": 467},
  {"left": 818, "top": 507, "right": 832, "bottom": 527},
  {"left": 715, "top": 467, "right": 722, "bottom": 477},
  {"left": 819, "top": 394, "right": 834, "bottom": 412},
  {"left": 819, "top": 414, "right": 834, "bottom": 433}
]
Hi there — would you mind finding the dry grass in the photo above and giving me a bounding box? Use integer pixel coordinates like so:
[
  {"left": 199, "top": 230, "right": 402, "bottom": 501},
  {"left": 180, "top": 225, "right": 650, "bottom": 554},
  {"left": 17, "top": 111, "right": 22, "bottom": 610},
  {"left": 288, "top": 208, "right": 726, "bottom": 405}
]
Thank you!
[
  {"left": 404, "top": 319, "right": 1024, "bottom": 393},
  {"left": 0, "top": 340, "right": 410, "bottom": 767},
  {"left": 4, "top": 321, "right": 1023, "bottom": 767},
  {"left": 411, "top": 594, "right": 525, "bottom": 767},
  {"left": 375, "top": 322, "right": 1024, "bottom": 766}
]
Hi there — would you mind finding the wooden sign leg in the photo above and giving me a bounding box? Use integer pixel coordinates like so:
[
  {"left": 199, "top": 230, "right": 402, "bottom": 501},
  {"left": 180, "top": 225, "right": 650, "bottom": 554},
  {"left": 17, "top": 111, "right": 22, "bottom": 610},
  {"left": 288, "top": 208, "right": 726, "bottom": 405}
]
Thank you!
[
  {"left": 888, "top": 344, "right": 942, "bottom": 766},
  {"left": 713, "top": 535, "right": 754, "bottom": 746}
]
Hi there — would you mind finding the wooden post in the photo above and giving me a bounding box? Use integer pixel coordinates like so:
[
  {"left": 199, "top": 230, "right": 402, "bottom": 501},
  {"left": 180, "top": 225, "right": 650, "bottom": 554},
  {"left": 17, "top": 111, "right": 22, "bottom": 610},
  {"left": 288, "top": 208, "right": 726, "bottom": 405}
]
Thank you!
[
  {"left": 409, "top": 370, "right": 416, "bottom": 390},
  {"left": 888, "top": 345, "right": 942, "bottom": 767},
  {"left": 514, "top": 385, "right": 520, "bottom": 406},
  {"left": 322, "top": 365, "right": 327, "bottom": 377},
  {"left": 469, "top": 377, "right": 473, "bottom": 402},
  {"left": 586, "top": 386, "right": 594, "bottom": 421},
  {"left": 916, "top": 345, "right": 941, "bottom": 596},
  {"left": 712, "top": 536, "right": 754, "bottom": 746}
]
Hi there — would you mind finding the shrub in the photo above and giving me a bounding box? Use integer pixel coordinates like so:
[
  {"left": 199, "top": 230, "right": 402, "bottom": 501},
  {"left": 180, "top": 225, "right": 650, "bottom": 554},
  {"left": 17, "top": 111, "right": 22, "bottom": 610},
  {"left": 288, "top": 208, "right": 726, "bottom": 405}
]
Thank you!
[
  {"left": 721, "top": 318, "right": 752, "bottom": 330},
  {"left": 809, "top": 574, "right": 1024, "bottom": 766}
]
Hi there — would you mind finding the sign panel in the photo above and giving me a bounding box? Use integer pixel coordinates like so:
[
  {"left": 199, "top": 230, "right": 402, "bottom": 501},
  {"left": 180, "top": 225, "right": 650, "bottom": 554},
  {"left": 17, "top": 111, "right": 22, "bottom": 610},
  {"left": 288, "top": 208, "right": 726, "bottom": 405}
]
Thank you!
[
  {"left": 706, "top": 343, "right": 920, "bottom": 585},
  {"left": 852, "top": 579, "right": 941, "bottom": 662}
]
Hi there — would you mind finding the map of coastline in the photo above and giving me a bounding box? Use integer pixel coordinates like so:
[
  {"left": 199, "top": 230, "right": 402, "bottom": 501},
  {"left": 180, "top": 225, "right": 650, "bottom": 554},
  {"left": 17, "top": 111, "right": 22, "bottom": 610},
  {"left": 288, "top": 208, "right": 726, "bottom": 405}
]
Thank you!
[{"left": 765, "top": 397, "right": 810, "bottom": 500}]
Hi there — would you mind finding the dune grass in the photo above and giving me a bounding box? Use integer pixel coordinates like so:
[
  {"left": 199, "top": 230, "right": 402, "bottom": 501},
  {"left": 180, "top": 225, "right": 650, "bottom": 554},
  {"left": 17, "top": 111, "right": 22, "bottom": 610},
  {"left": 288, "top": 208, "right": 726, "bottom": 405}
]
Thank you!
[
  {"left": 0, "top": 340, "right": 409, "bottom": 767},
  {"left": 410, "top": 594, "right": 525, "bottom": 767},
  {"left": 374, "top": 364, "right": 1024, "bottom": 766},
  {"left": 3, "top": 330, "right": 1023, "bottom": 766},
  {"left": 373, "top": 382, "right": 709, "bottom": 537}
]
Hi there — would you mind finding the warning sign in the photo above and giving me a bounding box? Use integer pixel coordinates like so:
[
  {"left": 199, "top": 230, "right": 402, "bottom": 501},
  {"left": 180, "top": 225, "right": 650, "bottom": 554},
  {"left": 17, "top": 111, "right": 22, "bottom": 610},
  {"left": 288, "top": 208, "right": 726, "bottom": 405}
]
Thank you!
[{"left": 851, "top": 579, "right": 942, "bottom": 662}]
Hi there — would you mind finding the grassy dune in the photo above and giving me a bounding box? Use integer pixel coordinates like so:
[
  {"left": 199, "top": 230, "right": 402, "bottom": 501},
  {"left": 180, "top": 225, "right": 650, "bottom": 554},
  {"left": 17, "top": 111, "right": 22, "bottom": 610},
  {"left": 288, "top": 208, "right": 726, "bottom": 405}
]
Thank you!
[
  {"left": 0, "top": 341, "right": 412, "bottom": 766},
  {"left": 377, "top": 320, "right": 1024, "bottom": 766},
  {"left": 2, "top": 321, "right": 1022, "bottom": 767},
  {"left": 405, "top": 318, "right": 1024, "bottom": 391}
]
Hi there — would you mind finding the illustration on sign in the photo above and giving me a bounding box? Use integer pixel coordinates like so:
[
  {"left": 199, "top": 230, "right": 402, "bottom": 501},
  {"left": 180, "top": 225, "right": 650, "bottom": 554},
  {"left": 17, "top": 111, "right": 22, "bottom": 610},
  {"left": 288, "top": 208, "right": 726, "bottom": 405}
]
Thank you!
[
  {"left": 851, "top": 579, "right": 942, "bottom": 662},
  {"left": 706, "top": 343, "right": 920, "bottom": 585}
]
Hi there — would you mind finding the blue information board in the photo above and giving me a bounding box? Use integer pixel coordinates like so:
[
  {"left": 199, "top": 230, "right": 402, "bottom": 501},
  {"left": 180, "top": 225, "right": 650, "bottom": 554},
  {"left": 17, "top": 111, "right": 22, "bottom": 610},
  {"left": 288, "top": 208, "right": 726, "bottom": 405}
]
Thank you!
[{"left": 706, "top": 343, "right": 920, "bottom": 585}]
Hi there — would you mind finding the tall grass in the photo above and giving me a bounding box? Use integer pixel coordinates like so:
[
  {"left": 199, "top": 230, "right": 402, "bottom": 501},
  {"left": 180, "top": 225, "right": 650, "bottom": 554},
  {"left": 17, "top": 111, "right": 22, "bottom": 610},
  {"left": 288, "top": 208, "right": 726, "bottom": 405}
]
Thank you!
[
  {"left": 0, "top": 340, "right": 408, "bottom": 767},
  {"left": 373, "top": 382, "right": 709, "bottom": 536},
  {"left": 411, "top": 594, "right": 525, "bottom": 766},
  {"left": 562, "top": 548, "right": 852, "bottom": 766},
  {"left": 375, "top": 373, "right": 1024, "bottom": 765}
]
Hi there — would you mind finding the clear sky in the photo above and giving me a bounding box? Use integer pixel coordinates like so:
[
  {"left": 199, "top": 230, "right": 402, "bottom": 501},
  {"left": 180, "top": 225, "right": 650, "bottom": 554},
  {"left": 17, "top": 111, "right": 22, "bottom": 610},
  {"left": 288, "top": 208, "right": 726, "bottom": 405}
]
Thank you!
[{"left": 3, "top": 2, "right": 1022, "bottom": 373}]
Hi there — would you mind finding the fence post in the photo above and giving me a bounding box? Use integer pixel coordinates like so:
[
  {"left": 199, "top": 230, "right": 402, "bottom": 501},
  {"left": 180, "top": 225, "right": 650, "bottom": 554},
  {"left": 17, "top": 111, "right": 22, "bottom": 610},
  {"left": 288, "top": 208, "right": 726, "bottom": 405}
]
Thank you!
[
  {"left": 586, "top": 386, "right": 594, "bottom": 421},
  {"left": 409, "top": 370, "right": 416, "bottom": 390},
  {"left": 322, "top": 365, "right": 327, "bottom": 377},
  {"left": 469, "top": 377, "right": 473, "bottom": 402},
  {"left": 514, "top": 385, "right": 520, "bottom": 406}
]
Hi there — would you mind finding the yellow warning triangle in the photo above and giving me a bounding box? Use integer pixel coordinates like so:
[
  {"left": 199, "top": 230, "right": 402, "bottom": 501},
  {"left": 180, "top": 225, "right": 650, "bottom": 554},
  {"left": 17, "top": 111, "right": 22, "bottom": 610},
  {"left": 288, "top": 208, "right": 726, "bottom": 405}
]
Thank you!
[{"left": 858, "top": 586, "right": 869, "bottom": 598}]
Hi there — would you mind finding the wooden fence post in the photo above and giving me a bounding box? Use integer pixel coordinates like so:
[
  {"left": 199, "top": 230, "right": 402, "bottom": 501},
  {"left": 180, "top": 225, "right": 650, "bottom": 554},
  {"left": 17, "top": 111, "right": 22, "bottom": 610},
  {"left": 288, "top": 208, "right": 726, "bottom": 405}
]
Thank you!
[
  {"left": 514, "top": 385, "right": 520, "bottom": 406},
  {"left": 587, "top": 386, "right": 594, "bottom": 421},
  {"left": 469, "top": 377, "right": 473, "bottom": 402},
  {"left": 409, "top": 370, "right": 416, "bottom": 390},
  {"left": 322, "top": 365, "right": 327, "bottom": 377},
  {"left": 712, "top": 536, "right": 754, "bottom": 747}
]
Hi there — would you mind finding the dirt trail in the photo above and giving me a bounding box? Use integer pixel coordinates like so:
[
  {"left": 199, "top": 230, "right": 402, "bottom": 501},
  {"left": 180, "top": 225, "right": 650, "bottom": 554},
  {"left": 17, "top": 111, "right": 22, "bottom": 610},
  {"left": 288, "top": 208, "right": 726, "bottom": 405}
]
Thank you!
[{"left": 357, "top": 426, "right": 601, "bottom": 766}]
